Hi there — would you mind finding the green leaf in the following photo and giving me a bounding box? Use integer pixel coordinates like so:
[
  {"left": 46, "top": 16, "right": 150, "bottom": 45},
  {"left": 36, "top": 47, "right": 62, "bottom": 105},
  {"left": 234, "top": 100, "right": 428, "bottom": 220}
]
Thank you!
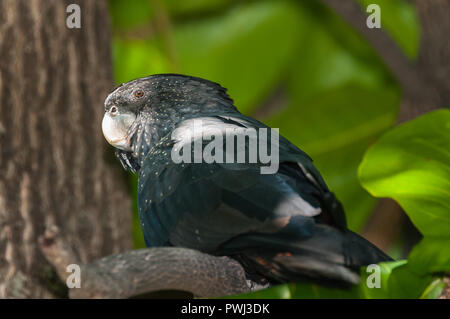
[
  {"left": 387, "top": 263, "right": 438, "bottom": 299},
  {"left": 408, "top": 237, "right": 450, "bottom": 275},
  {"left": 419, "top": 278, "right": 446, "bottom": 299},
  {"left": 357, "top": 260, "right": 406, "bottom": 298},
  {"left": 359, "top": 110, "right": 449, "bottom": 297},
  {"left": 359, "top": 109, "right": 450, "bottom": 237}
]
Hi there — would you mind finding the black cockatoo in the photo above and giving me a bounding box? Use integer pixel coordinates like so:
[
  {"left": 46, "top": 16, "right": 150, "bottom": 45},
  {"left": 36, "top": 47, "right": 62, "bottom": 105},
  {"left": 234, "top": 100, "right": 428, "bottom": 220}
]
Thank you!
[{"left": 102, "top": 74, "right": 391, "bottom": 286}]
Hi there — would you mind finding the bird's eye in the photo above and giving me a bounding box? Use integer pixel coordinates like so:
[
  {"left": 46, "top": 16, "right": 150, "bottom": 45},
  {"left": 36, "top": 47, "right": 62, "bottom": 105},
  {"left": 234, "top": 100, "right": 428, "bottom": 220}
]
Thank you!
[
  {"left": 110, "top": 106, "right": 118, "bottom": 115},
  {"left": 134, "top": 90, "right": 145, "bottom": 98}
]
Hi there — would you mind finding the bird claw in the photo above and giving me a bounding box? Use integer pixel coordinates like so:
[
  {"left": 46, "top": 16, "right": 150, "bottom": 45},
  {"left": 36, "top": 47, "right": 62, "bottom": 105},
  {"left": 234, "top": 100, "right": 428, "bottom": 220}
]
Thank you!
[{"left": 115, "top": 150, "right": 140, "bottom": 173}]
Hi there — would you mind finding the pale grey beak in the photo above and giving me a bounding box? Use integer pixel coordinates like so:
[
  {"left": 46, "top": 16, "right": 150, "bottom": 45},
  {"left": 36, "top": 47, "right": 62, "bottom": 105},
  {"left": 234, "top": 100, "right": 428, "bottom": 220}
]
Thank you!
[{"left": 102, "top": 111, "right": 136, "bottom": 151}]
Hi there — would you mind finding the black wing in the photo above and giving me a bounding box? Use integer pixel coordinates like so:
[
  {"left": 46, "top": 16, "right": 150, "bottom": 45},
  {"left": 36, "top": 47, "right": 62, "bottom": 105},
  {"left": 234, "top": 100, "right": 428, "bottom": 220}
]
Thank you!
[{"left": 137, "top": 115, "right": 391, "bottom": 284}]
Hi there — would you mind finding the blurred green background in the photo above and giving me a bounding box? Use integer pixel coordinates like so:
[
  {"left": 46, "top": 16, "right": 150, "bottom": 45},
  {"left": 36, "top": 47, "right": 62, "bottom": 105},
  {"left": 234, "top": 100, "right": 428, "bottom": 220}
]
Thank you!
[{"left": 107, "top": 0, "right": 420, "bottom": 252}]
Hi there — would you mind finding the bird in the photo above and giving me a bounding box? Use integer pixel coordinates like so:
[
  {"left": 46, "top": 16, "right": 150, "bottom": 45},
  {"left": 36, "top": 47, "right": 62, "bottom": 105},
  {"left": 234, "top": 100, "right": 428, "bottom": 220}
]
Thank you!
[{"left": 102, "top": 73, "right": 392, "bottom": 286}]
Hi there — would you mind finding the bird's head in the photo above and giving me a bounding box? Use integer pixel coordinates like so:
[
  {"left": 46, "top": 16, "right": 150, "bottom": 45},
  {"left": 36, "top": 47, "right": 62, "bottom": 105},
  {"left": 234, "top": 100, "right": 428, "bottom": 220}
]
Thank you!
[{"left": 102, "top": 74, "right": 236, "bottom": 171}]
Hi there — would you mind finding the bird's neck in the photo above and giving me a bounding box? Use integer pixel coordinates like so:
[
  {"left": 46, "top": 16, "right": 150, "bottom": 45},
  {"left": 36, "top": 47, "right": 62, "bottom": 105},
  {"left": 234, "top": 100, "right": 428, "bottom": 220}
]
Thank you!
[{"left": 129, "top": 108, "right": 243, "bottom": 172}]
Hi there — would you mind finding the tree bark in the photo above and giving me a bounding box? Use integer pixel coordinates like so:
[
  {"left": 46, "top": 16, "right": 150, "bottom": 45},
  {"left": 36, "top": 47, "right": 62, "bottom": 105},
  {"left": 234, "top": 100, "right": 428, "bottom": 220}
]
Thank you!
[
  {"left": 411, "top": 0, "right": 450, "bottom": 114},
  {"left": 0, "top": 0, "right": 132, "bottom": 298},
  {"left": 38, "top": 226, "right": 253, "bottom": 299}
]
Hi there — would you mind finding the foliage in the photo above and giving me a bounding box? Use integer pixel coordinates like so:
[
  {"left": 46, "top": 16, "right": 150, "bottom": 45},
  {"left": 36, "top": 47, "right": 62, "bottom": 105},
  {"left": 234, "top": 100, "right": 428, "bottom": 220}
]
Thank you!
[
  {"left": 232, "top": 110, "right": 449, "bottom": 299},
  {"left": 359, "top": 110, "right": 450, "bottom": 297},
  {"left": 229, "top": 260, "right": 444, "bottom": 299},
  {"left": 359, "top": 110, "right": 450, "bottom": 238}
]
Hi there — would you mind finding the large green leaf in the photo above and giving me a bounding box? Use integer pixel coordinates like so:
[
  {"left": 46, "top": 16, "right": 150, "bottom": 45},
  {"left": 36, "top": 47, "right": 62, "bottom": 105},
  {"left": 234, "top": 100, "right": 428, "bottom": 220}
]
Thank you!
[
  {"left": 408, "top": 237, "right": 450, "bottom": 275},
  {"left": 358, "top": 110, "right": 450, "bottom": 294},
  {"left": 358, "top": 260, "right": 443, "bottom": 299},
  {"left": 357, "top": 260, "right": 406, "bottom": 299},
  {"left": 386, "top": 263, "right": 441, "bottom": 299},
  {"left": 359, "top": 109, "right": 450, "bottom": 237}
]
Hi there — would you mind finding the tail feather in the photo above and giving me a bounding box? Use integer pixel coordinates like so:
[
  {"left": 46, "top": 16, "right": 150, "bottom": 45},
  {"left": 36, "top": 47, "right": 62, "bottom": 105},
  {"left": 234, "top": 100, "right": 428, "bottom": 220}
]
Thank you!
[{"left": 221, "top": 224, "right": 392, "bottom": 285}]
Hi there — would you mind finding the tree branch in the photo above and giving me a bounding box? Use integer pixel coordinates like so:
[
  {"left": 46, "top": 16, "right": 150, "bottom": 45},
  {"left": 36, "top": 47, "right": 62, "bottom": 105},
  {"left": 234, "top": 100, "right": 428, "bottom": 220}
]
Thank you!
[{"left": 38, "top": 226, "right": 255, "bottom": 298}]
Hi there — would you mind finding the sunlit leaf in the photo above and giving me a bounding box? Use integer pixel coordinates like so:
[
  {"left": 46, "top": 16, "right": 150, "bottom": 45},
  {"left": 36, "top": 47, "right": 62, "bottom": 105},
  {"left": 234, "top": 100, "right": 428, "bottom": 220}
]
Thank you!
[
  {"left": 359, "top": 109, "right": 450, "bottom": 237},
  {"left": 357, "top": 260, "right": 406, "bottom": 298},
  {"left": 387, "top": 263, "right": 437, "bottom": 299},
  {"left": 408, "top": 237, "right": 450, "bottom": 275}
]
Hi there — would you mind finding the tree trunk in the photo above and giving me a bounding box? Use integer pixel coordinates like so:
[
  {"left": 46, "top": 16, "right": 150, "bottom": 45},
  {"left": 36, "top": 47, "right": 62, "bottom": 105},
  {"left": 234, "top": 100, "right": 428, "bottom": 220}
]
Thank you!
[
  {"left": 0, "top": 0, "right": 132, "bottom": 298},
  {"left": 409, "top": 0, "right": 450, "bottom": 114}
]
